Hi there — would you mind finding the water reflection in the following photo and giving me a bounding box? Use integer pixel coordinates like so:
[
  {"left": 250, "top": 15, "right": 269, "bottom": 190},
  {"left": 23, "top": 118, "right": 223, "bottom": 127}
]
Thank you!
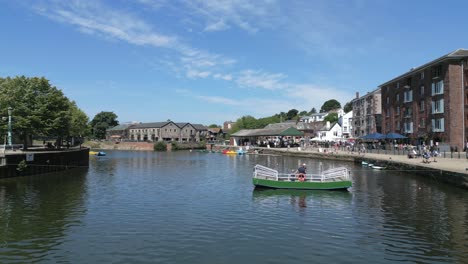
[
  {"left": 0, "top": 169, "right": 88, "bottom": 263},
  {"left": 252, "top": 188, "right": 352, "bottom": 211},
  {"left": 0, "top": 150, "right": 467, "bottom": 263}
]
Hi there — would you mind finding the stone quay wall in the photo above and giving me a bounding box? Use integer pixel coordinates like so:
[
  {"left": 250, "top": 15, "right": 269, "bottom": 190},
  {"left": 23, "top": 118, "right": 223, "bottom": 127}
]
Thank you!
[{"left": 0, "top": 148, "right": 89, "bottom": 179}]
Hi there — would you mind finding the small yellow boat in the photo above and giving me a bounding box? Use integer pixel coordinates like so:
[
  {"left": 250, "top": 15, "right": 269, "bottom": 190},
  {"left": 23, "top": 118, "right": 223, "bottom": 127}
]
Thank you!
[{"left": 89, "top": 151, "right": 99, "bottom": 155}]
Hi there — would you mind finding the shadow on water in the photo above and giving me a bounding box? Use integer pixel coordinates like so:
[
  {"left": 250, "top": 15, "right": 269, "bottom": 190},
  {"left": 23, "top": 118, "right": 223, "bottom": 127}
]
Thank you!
[
  {"left": 0, "top": 168, "right": 88, "bottom": 263},
  {"left": 252, "top": 187, "right": 352, "bottom": 209}
]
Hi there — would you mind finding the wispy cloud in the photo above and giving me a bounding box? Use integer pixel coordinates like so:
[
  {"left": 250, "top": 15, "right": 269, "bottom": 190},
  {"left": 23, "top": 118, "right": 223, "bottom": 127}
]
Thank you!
[
  {"left": 32, "top": 0, "right": 236, "bottom": 80},
  {"left": 236, "top": 70, "right": 288, "bottom": 90},
  {"left": 36, "top": 1, "right": 176, "bottom": 48},
  {"left": 139, "top": 0, "right": 280, "bottom": 34},
  {"left": 204, "top": 19, "right": 229, "bottom": 32},
  {"left": 213, "top": 73, "right": 232, "bottom": 81}
]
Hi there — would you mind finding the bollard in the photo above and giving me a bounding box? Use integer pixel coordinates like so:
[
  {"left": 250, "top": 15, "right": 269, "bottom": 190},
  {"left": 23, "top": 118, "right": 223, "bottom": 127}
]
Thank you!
[
  {"left": 443, "top": 151, "right": 446, "bottom": 158},
  {"left": 458, "top": 151, "right": 460, "bottom": 159}
]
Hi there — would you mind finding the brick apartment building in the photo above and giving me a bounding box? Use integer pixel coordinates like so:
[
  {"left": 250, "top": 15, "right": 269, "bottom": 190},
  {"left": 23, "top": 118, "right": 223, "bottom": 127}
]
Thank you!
[
  {"left": 379, "top": 49, "right": 468, "bottom": 150},
  {"left": 351, "top": 88, "right": 382, "bottom": 138}
]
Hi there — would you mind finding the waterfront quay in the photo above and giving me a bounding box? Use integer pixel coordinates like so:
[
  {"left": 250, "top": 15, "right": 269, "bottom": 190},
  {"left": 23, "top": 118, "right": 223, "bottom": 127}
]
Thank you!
[
  {"left": 0, "top": 147, "right": 89, "bottom": 178},
  {"left": 252, "top": 146, "right": 468, "bottom": 189}
]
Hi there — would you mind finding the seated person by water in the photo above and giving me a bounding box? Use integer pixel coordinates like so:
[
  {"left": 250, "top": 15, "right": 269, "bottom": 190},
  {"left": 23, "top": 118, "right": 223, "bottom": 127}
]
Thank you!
[
  {"left": 422, "top": 151, "right": 431, "bottom": 163},
  {"left": 408, "top": 149, "right": 418, "bottom": 159}
]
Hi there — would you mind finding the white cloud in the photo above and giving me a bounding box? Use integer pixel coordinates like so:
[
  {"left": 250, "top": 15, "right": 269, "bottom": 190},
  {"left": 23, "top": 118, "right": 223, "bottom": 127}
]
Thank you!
[
  {"left": 39, "top": 2, "right": 175, "bottom": 48},
  {"left": 214, "top": 73, "right": 233, "bottom": 81},
  {"left": 186, "top": 69, "right": 211, "bottom": 79},
  {"left": 32, "top": 0, "right": 239, "bottom": 82},
  {"left": 145, "top": 0, "right": 280, "bottom": 34},
  {"left": 236, "top": 70, "right": 288, "bottom": 90},
  {"left": 204, "top": 19, "right": 229, "bottom": 32}
]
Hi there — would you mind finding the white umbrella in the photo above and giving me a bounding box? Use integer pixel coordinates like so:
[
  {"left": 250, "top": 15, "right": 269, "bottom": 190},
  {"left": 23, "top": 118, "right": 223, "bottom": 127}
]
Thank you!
[{"left": 311, "top": 137, "right": 324, "bottom": 142}]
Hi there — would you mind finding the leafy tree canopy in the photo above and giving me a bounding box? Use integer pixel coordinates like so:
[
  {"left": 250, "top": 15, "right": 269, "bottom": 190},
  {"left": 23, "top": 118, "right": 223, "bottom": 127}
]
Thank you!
[
  {"left": 0, "top": 76, "right": 87, "bottom": 148},
  {"left": 229, "top": 115, "right": 281, "bottom": 135},
  {"left": 298, "top": 110, "right": 308, "bottom": 116},
  {"left": 208, "top": 124, "right": 219, "bottom": 128},
  {"left": 90, "top": 111, "right": 119, "bottom": 139},
  {"left": 286, "top": 109, "right": 298, "bottom": 120},
  {"left": 320, "top": 99, "right": 341, "bottom": 113},
  {"left": 343, "top": 101, "right": 352, "bottom": 113},
  {"left": 323, "top": 112, "right": 338, "bottom": 123},
  {"left": 310, "top": 107, "right": 317, "bottom": 114}
]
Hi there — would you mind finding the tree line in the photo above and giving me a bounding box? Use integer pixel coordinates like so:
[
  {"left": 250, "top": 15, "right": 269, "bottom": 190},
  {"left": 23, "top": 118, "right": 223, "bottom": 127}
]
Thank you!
[
  {"left": 0, "top": 76, "right": 119, "bottom": 148},
  {"left": 229, "top": 99, "right": 353, "bottom": 135}
]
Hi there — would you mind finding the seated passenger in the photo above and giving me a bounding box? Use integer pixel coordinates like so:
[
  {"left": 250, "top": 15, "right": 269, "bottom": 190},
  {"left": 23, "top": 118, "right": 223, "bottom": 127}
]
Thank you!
[{"left": 297, "top": 163, "right": 307, "bottom": 182}]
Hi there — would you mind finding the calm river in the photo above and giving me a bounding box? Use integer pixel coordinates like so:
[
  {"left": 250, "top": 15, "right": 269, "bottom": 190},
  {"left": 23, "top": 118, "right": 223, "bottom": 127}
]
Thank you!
[{"left": 0, "top": 150, "right": 467, "bottom": 263}]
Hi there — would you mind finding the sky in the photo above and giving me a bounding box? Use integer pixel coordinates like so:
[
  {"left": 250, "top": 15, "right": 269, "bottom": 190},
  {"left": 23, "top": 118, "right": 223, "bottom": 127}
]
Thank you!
[{"left": 1, "top": 0, "right": 467, "bottom": 126}]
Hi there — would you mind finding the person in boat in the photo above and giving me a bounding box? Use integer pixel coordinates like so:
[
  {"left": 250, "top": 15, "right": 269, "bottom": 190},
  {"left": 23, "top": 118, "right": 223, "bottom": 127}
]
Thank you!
[{"left": 296, "top": 163, "right": 307, "bottom": 182}]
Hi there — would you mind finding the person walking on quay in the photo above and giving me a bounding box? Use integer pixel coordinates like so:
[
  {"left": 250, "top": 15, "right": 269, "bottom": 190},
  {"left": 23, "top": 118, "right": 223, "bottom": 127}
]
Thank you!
[{"left": 430, "top": 145, "right": 438, "bottom": 162}]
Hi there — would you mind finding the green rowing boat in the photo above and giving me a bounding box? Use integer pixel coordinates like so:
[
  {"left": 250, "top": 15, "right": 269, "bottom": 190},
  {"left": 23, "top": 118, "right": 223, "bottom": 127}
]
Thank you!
[{"left": 253, "top": 164, "right": 352, "bottom": 190}]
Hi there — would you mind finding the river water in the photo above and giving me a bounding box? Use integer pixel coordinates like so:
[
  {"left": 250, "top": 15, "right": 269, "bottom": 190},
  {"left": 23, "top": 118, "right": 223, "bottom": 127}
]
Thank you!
[{"left": 0, "top": 150, "right": 467, "bottom": 263}]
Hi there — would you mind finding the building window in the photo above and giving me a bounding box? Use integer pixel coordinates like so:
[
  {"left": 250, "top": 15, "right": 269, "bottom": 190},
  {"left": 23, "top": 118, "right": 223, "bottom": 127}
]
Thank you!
[
  {"left": 431, "top": 99, "right": 444, "bottom": 114},
  {"left": 406, "top": 77, "right": 412, "bottom": 87},
  {"left": 396, "top": 94, "right": 400, "bottom": 102},
  {"left": 404, "top": 122, "right": 413, "bottom": 133},
  {"left": 420, "top": 100, "right": 425, "bottom": 112},
  {"left": 396, "top": 106, "right": 400, "bottom": 116},
  {"left": 386, "top": 109, "right": 390, "bottom": 117},
  {"left": 432, "top": 118, "right": 445, "bottom": 132},
  {"left": 420, "top": 72, "right": 425, "bottom": 80},
  {"left": 420, "top": 118, "right": 425, "bottom": 128},
  {"left": 404, "top": 107, "right": 412, "bottom": 117},
  {"left": 420, "top": 86, "right": 425, "bottom": 96},
  {"left": 404, "top": 90, "right": 413, "bottom": 102},
  {"left": 386, "top": 97, "right": 389, "bottom": 104},
  {"left": 397, "top": 82, "right": 400, "bottom": 88},
  {"left": 396, "top": 121, "right": 400, "bottom": 130},
  {"left": 431, "top": 80, "right": 444, "bottom": 95},
  {"left": 432, "top": 65, "right": 442, "bottom": 78}
]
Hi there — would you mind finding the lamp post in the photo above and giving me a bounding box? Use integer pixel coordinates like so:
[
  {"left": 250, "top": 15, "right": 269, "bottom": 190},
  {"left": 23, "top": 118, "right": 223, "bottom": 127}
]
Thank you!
[{"left": 7, "top": 107, "right": 12, "bottom": 149}]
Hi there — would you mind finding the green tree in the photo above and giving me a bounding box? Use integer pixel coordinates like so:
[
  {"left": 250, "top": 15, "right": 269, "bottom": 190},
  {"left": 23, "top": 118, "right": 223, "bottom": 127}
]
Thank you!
[
  {"left": 310, "top": 107, "right": 317, "bottom": 114},
  {"left": 0, "top": 76, "right": 73, "bottom": 148},
  {"left": 299, "top": 110, "right": 308, "bottom": 116},
  {"left": 324, "top": 112, "right": 338, "bottom": 123},
  {"left": 343, "top": 101, "right": 352, "bottom": 113},
  {"left": 68, "top": 101, "right": 90, "bottom": 137},
  {"left": 208, "top": 124, "right": 219, "bottom": 128},
  {"left": 286, "top": 109, "right": 298, "bottom": 120},
  {"left": 90, "top": 111, "right": 119, "bottom": 139},
  {"left": 320, "top": 99, "right": 341, "bottom": 113}
]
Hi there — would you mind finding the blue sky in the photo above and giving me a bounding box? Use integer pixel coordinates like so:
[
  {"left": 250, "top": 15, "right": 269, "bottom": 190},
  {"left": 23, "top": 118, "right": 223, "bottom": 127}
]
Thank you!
[{"left": 1, "top": 0, "right": 467, "bottom": 126}]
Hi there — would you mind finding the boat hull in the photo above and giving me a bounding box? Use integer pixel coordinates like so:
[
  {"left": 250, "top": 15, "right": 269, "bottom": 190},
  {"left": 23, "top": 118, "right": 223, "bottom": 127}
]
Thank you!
[{"left": 252, "top": 178, "right": 352, "bottom": 190}]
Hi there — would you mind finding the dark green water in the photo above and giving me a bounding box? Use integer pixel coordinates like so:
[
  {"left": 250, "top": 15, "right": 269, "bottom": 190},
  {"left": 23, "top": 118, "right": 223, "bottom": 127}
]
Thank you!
[{"left": 0, "top": 150, "right": 467, "bottom": 263}]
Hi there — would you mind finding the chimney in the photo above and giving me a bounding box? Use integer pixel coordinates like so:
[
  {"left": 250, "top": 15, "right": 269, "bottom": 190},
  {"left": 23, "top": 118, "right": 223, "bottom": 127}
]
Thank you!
[
  {"left": 356, "top": 92, "right": 359, "bottom": 99},
  {"left": 326, "top": 121, "right": 330, "bottom": 129}
]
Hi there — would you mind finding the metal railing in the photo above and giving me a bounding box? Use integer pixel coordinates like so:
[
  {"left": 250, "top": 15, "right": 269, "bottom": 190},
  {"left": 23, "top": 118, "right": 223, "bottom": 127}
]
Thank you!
[{"left": 253, "top": 165, "right": 350, "bottom": 182}]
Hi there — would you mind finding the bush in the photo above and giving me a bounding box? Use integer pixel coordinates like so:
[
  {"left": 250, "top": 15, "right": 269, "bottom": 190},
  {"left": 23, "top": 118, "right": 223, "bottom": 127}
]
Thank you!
[
  {"left": 171, "top": 142, "right": 179, "bottom": 151},
  {"left": 154, "top": 141, "right": 167, "bottom": 151}
]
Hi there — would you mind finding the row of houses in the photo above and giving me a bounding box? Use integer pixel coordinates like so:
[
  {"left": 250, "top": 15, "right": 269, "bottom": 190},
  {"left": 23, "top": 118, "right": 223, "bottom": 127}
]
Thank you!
[
  {"left": 106, "top": 121, "right": 223, "bottom": 142},
  {"left": 352, "top": 48, "right": 468, "bottom": 149}
]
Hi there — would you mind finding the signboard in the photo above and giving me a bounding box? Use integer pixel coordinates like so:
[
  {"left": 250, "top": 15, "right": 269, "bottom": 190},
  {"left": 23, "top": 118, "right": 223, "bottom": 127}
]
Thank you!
[{"left": 26, "top": 153, "right": 34, "bottom": 162}]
